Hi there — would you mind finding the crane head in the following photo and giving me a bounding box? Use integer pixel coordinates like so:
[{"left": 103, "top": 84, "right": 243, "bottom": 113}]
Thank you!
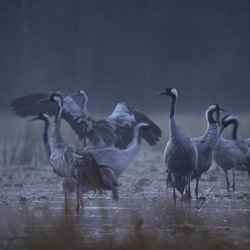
[
  {"left": 155, "top": 87, "right": 178, "bottom": 98},
  {"left": 29, "top": 112, "right": 51, "bottom": 122},
  {"left": 38, "top": 93, "right": 64, "bottom": 106},
  {"left": 207, "top": 103, "right": 229, "bottom": 113},
  {"left": 218, "top": 114, "right": 238, "bottom": 137}
]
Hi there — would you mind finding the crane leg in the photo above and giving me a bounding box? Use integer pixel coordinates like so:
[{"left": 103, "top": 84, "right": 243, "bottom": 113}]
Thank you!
[
  {"left": 232, "top": 169, "right": 235, "bottom": 191},
  {"left": 224, "top": 170, "right": 230, "bottom": 191},
  {"left": 173, "top": 187, "right": 177, "bottom": 200},
  {"left": 173, "top": 187, "right": 177, "bottom": 207},
  {"left": 76, "top": 187, "right": 80, "bottom": 215},
  {"left": 195, "top": 178, "right": 199, "bottom": 200},
  {"left": 75, "top": 170, "right": 81, "bottom": 214},
  {"left": 188, "top": 179, "right": 191, "bottom": 200},
  {"left": 64, "top": 191, "right": 68, "bottom": 210},
  {"left": 80, "top": 193, "right": 84, "bottom": 208}
]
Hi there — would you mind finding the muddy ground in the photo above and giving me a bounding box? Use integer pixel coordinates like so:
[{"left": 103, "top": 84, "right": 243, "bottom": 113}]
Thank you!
[{"left": 0, "top": 147, "right": 250, "bottom": 250}]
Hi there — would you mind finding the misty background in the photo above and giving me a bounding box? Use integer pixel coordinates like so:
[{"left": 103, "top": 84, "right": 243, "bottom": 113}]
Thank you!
[{"left": 1, "top": 0, "right": 250, "bottom": 114}]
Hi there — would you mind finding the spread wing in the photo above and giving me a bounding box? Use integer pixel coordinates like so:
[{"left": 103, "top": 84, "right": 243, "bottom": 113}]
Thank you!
[
  {"left": 107, "top": 102, "right": 135, "bottom": 148},
  {"left": 132, "top": 109, "right": 162, "bottom": 146},
  {"left": 10, "top": 92, "right": 57, "bottom": 117},
  {"left": 10, "top": 92, "right": 116, "bottom": 148},
  {"left": 10, "top": 94, "right": 161, "bottom": 149},
  {"left": 107, "top": 102, "right": 162, "bottom": 149}
]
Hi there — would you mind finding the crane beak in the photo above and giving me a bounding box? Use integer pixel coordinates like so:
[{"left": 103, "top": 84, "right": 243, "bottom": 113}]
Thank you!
[
  {"left": 217, "top": 126, "right": 225, "bottom": 138},
  {"left": 155, "top": 90, "right": 166, "bottom": 95},
  {"left": 38, "top": 97, "right": 50, "bottom": 103},
  {"left": 219, "top": 107, "right": 229, "bottom": 112},
  {"left": 29, "top": 116, "right": 39, "bottom": 122}
]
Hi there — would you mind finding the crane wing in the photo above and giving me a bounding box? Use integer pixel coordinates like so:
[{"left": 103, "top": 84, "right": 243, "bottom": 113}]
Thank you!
[
  {"left": 106, "top": 102, "right": 135, "bottom": 149},
  {"left": 132, "top": 109, "right": 162, "bottom": 146},
  {"left": 107, "top": 102, "right": 162, "bottom": 148},
  {"left": 10, "top": 92, "right": 116, "bottom": 148},
  {"left": 11, "top": 94, "right": 161, "bottom": 149},
  {"left": 10, "top": 92, "right": 57, "bottom": 117}
]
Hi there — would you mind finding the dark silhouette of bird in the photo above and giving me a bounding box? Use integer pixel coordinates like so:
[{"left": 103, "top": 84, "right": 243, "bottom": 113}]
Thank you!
[{"left": 10, "top": 90, "right": 161, "bottom": 149}]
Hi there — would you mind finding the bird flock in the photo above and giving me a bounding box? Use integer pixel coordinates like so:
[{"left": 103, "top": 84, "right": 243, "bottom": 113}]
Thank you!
[{"left": 10, "top": 87, "right": 250, "bottom": 213}]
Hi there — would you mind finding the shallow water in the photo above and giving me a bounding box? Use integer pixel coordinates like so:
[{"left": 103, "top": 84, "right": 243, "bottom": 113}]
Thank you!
[{"left": 1, "top": 148, "right": 250, "bottom": 249}]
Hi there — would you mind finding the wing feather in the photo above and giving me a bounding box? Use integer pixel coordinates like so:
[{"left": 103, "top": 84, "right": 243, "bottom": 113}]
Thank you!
[
  {"left": 10, "top": 93, "right": 117, "bottom": 148},
  {"left": 11, "top": 93, "right": 161, "bottom": 149},
  {"left": 107, "top": 102, "right": 162, "bottom": 148}
]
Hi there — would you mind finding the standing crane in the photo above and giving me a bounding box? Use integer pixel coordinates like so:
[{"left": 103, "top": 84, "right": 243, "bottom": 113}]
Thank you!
[
  {"left": 10, "top": 91, "right": 161, "bottom": 149},
  {"left": 190, "top": 104, "right": 227, "bottom": 199},
  {"left": 37, "top": 94, "right": 118, "bottom": 213},
  {"left": 30, "top": 112, "right": 77, "bottom": 204},
  {"left": 165, "top": 104, "right": 227, "bottom": 199},
  {"left": 31, "top": 112, "right": 148, "bottom": 200},
  {"left": 30, "top": 112, "right": 118, "bottom": 204},
  {"left": 214, "top": 115, "right": 250, "bottom": 191},
  {"left": 156, "top": 87, "right": 198, "bottom": 200}
]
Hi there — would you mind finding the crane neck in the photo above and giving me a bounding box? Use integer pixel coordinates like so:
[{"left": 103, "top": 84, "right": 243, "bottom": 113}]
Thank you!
[
  {"left": 43, "top": 119, "right": 51, "bottom": 157},
  {"left": 81, "top": 95, "right": 89, "bottom": 116},
  {"left": 168, "top": 94, "right": 182, "bottom": 140},
  {"left": 231, "top": 119, "right": 239, "bottom": 140},
  {"left": 132, "top": 123, "right": 144, "bottom": 145},
  {"left": 169, "top": 93, "right": 177, "bottom": 119},
  {"left": 206, "top": 109, "right": 217, "bottom": 125},
  {"left": 51, "top": 104, "right": 65, "bottom": 146},
  {"left": 55, "top": 105, "right": 63, "bottom": 123},
  {"left": 215, "top": 110, "right": 220, "bottom": 125}
]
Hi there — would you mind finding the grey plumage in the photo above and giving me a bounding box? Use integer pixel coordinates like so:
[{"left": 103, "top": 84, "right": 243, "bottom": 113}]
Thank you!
[
  {"left": 191, "top": 104, "right": 226, "bottom": 199},
  {"left": 71, "top": 89, "right": 162, "bottom": 148},
  {"left": 156, "top": 87, "right": 198, "bottom": 200},
  {"left": 214, "top": 115, "right": 250, "bottom": 191},
  {"left": 30, "top": 111, "right": 119, "bottom": 206},
  {"left": 11, "top": 92, "right": 116, "bottom": 149},
  {"left": 91, "top": 122, "right": 150, "bottom": 177},
  {"left": 10, "top": 90, "right": 161, "bottom": 149},
  {"left": 32, "top": 112, "right": 147, "bottom": 200},
  {"left": 39, "top": 93, "right": 117, "bottom": 213}
]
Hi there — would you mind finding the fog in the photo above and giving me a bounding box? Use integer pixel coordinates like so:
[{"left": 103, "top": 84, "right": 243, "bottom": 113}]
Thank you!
[{"left": 1, "top": 0, "right": 250, "bottom": 113}]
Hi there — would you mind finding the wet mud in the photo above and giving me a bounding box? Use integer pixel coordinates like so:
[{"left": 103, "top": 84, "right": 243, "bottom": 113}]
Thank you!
[{"left": 1, "top": 148, "right": 250, "bottom": 249}]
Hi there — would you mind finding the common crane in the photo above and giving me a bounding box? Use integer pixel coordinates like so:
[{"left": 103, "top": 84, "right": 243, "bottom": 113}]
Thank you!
[
  {"left": 30, "top": 112, "right": 119, "bottom": 205},
  {"left": 156, "top": 87, "right": 198, "bottom": 200},
  {"left": 10, "top": 91, "right": 161, "bottom": 149},
  {"left": 38, "top": 94, "right": 118, "bottom": 213},
  {"left": 191, "top": 104, "right": 227, "bottom": 199},
  {"left": 214, "top": 115, "right": 250, "bottom": 191}
]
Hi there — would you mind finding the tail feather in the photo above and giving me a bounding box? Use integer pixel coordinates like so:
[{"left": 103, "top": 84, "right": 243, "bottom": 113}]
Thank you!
[
  {"left": 82, "top": 153, "right": 104, "bottom": 193},
  {"left": 167, "top": 171, "right": 186, "bottom": 195},
  {"left": 99, "top": 164, "right": 119, "bottom": 201}
]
